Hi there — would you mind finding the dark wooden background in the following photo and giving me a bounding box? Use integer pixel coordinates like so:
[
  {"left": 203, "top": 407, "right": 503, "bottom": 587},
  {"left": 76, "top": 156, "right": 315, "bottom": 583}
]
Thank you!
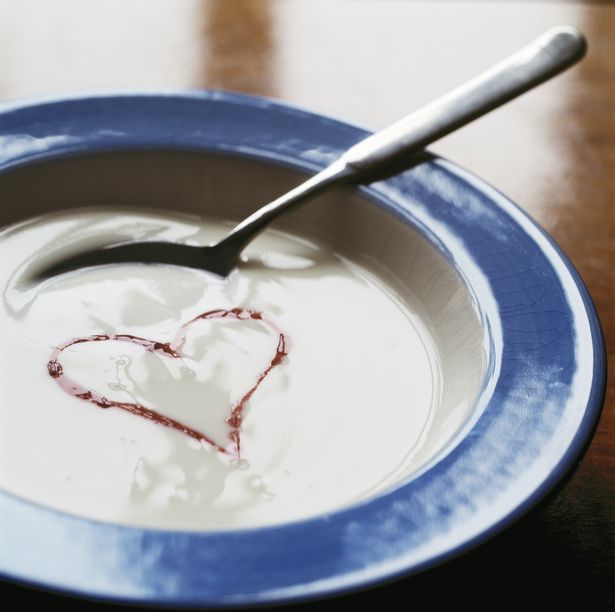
[{"left": 1, "top": 0, "right": 613, "bottom": 608}]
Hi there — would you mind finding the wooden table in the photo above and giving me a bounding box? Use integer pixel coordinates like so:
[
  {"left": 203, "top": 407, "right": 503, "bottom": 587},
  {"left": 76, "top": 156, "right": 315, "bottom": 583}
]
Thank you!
[{"left": 1, "top": 0, "right": 613, "bottom": 608}]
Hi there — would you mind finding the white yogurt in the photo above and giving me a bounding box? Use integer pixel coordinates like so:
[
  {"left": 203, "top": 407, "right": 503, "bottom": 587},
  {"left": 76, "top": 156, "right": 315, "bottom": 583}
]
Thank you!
[{"left": 0, "top": 210, "right": 442, "bottom": 529}]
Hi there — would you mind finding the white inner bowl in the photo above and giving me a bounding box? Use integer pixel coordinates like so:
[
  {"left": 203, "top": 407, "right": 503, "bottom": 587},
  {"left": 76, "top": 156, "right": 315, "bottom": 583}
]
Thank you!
[{"left": 0, "top": 150, "right": 486, "bottom": 529}]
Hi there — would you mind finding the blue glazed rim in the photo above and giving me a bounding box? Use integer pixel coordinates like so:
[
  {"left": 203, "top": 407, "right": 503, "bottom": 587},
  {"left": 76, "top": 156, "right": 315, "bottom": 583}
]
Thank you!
[{"left": 0, "top": 91, "right": 606, "bottom": 607}]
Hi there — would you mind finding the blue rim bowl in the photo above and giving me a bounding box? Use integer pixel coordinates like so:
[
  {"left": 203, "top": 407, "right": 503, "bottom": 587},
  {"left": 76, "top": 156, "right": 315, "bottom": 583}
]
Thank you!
[{"left": 0, "top": 91, "right": 606, "bottom": 607}]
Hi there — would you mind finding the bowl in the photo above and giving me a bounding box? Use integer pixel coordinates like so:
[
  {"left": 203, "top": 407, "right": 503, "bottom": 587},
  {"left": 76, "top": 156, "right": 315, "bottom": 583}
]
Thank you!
[{"left": 0, "top": 92, "right": 606, "bottom": 607}]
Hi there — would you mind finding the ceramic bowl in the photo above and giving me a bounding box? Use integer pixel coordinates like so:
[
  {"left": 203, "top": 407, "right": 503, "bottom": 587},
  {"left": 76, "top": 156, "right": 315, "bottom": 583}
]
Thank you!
[{"left": 0, "top": 92, "right": 605, "bottom": 607}]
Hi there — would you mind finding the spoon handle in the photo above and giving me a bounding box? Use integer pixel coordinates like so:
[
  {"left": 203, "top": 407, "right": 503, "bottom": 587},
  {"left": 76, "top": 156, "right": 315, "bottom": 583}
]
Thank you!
[
  {"left": 342, "top": 26, "right": 586, "bottom": 173},
  {"left": 214, "top": 26, "right": 585, "bottom": 266}
]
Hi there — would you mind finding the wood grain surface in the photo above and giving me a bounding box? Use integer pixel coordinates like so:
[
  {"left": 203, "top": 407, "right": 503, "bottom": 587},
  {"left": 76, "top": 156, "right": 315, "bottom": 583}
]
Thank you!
[{"left": 1, "top": 0, "right": 613, "bottom": 608}]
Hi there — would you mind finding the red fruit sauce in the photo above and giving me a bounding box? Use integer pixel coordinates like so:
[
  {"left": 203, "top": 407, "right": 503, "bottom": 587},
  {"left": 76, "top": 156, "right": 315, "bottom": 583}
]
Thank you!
[{"left": 47, "top": 308, "right": 288, "bottom": 457}]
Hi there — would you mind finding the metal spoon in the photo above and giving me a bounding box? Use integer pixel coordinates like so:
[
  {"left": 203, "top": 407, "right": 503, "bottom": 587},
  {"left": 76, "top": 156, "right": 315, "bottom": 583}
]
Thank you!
[{"left": 37, "top": 26, "right": 586, "bottom": 280}]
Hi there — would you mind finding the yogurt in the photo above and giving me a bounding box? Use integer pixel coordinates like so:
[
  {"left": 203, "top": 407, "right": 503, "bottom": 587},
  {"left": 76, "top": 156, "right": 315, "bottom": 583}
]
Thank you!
[{"left": 0, "top": 209, "right": 441, "bottom": 529}]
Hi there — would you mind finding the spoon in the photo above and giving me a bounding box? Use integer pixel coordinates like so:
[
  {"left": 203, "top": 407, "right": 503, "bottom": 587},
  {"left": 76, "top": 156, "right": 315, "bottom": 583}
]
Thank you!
[{"left": 37, "top": 26, "right": 586, "bottom": 280}]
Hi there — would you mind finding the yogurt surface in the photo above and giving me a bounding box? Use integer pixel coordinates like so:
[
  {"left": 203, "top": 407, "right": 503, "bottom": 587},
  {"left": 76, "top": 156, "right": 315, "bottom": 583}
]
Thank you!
[{"left": 0, "top": 210, "right": 441, "bottom": 529}]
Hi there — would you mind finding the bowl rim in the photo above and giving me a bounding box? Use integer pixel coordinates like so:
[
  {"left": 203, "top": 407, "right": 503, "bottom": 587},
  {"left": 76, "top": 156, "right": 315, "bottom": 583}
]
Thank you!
[{"left": 0, "top": 90, "right": 606, "bottom": 607}]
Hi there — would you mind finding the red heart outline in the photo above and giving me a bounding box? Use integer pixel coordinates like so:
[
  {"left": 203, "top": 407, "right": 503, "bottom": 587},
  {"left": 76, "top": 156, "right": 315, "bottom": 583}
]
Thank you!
[{"left": 47, "top": 308, "right": 288, "bottom": 457}]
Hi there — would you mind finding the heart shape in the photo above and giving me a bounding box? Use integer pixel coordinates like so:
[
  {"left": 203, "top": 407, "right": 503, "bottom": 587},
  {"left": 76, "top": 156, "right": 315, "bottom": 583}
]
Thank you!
[{"left": 47, "top": 308, "right": 288, "bottom": 457}]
